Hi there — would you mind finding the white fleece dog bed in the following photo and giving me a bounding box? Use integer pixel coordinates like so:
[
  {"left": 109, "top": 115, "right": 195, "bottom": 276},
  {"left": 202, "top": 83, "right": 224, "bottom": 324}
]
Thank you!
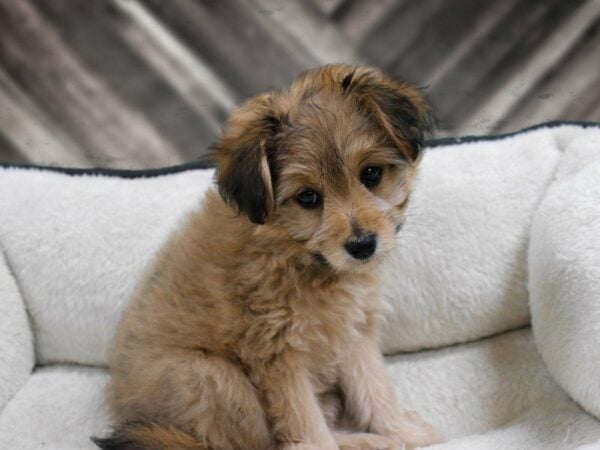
[{"left": 1, "top": 121, "right": 599, "bottom": 449}]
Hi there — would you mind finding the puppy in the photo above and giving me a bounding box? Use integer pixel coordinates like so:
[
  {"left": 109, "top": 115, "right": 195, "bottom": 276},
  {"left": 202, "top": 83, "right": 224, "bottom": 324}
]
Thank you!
[{"left": 94, "top": 64, "right": 443, "bottom": 450}]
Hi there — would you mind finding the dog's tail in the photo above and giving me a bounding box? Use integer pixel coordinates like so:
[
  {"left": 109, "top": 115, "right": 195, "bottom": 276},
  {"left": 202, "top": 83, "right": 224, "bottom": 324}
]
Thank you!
[{"left": 92, "top": 422, "right": 207, "bottom": 450}]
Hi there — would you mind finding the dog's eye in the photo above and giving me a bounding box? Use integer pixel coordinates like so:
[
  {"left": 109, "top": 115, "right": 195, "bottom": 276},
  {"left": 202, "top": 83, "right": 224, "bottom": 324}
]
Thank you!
[
  {"left": 360, "top": 166, "right": 382, "bottom": 188},
  {"left": 297, "top": 190, "right": 322, "bottom": 209}
]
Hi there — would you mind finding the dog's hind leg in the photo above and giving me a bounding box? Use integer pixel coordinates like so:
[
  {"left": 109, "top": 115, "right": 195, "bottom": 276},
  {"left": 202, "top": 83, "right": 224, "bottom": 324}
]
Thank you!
[{"left": 101, "top": 352, "right": 274, "bottom": 450}]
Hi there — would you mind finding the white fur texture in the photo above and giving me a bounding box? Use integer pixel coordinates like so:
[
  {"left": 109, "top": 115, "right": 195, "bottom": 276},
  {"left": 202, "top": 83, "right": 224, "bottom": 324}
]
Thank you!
[
  {"left": 1, "top": 123, "right": 600, "bottom": 448},
  {"left": 0, "top": 126, "right": 583, "bottom": 366},
  {"left": 529, "top": 130, "right": 600, "bottom": 420},
  {"left": 0, "top": 248, "right": 34, "bottom": 411},
  {"left": 0, "top": 365, "right": 110, "bottom": 449},
  {"left": 379, "top": 129, "right": 564, "bottom": 353},
  {"left": 0, "top": 168, "right": 213, "bottom": 366},
  {"left": 0, "top": 330, "right": 598, "bottom": 449}
]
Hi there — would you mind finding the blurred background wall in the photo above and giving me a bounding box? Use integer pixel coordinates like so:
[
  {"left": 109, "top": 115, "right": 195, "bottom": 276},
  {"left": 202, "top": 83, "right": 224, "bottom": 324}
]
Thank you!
[{"left": 0, "top": 0, "right": 599, "bottom": 168}]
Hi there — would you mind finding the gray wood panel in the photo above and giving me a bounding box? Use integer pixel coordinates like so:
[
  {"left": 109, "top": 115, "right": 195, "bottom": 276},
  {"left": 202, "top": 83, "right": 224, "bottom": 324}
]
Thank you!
[
  {"left": 33, "top": 0, "right": 219, "bottom": 161},
  {"left": 0, "top": 0, "right": 598, "bottom": 168}
]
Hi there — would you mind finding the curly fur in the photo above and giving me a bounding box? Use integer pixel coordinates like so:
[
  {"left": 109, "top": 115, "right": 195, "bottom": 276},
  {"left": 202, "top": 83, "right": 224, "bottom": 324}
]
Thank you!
[{"left": 95, "top": 64, "right": 442, "bottom": 450}]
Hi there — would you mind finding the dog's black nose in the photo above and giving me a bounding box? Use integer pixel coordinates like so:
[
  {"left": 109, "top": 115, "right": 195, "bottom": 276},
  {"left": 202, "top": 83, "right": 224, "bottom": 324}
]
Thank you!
[{"left": 345, "top": 232, "right": 377, "bottom": 260}]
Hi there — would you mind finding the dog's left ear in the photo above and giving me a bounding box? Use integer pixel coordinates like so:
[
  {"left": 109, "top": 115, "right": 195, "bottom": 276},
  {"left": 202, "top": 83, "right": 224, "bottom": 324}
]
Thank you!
[
  {"left": 214, "top": 94, "right": 280, "bottom": 225},
  {"left": 345, "top": 68, "right": 431, "bottom": 161}
]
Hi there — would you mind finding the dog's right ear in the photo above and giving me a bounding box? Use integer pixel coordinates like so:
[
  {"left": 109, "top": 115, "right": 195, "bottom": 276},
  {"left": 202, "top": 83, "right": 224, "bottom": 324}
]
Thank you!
[
  {"left": 343, "top": 67, "right": 431, "bottom": 162},
  {"left": 214, "top": 94, "right": 280, "bottom": 225}
]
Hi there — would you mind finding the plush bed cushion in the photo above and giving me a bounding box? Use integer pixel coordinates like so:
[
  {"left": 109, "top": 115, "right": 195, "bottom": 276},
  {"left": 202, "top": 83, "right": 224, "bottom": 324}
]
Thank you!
[
  {"left": 379, "top": 127, "right": 562, "bottom": 352},
  {"left": 529, "top": 133, "right": 600, "bottom": 420},
  {"left": 1, "top": 122, "right": 600, "bottom": 449},
  {"left": 0, "top": 248, "right": 34, "bottom": 410},
  {"left": 1, "top": 122, "right": 599, "bottom": 366},
  {"left": 0, "top": 168, "right": 213, "bottom": 366},
  {"left": 1, "top": 330, "right": 598, "bottom": 450},
  {"left": 0, "top": 365, "right": 109, "bottom": 450}
]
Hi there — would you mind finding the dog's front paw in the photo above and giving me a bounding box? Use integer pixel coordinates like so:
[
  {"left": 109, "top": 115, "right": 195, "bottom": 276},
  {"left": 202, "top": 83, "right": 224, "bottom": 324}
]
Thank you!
[
  {"left": 393, "top": 410, "right": 445, "bottom": 449},
  {"left": 336, "top": 432, "right": 404, "bottom": 450}
]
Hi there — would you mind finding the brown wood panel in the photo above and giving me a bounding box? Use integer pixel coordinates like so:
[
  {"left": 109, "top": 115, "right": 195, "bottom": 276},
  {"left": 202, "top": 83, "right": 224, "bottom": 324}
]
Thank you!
[
  {"left": 385, "top": 0, "right": 516, "bottom": 84},
  {"left": 31, "top": 0, "right": 219, "bottom": 162},
  {"left": 0, "top": 131, "right": 25, "bottom": 165},
  {"left": 0, "top": 0, "right": 598, "bottom": 167},
  {"left": 333, "top": 0, "right": 400, "bottom": 44},
  {"left": 429, "top": 0, "right": 586, "bottom": 130},
  {"left": 254, "top": 0, "right": 362, "bottom": 65},
  {"left": 0, "top": 66, "right": 89, "bottom": 166},
  {"left": 142, "top": 0, "right": 318, "bottom": 98},
  {"left": 358, "top": 0, "right": 444, "bottom": 68},
  {"left": 495, "top": 16, "right": 600, "bottom": 132},
  {"left": 309, "top": 0, "right": 348, "bottom": 17},
  {"left": 0, "top": 0, "right": 180, "bottom": 168}
]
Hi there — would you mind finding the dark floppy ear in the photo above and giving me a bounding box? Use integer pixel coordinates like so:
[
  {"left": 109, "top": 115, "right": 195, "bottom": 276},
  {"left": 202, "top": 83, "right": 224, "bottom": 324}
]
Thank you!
[
  {"left": 347, "top": 68, "right": 431, "bottom": 161},
  {"left": 215, "top": 95, "right": 279, "bottom": 225}
]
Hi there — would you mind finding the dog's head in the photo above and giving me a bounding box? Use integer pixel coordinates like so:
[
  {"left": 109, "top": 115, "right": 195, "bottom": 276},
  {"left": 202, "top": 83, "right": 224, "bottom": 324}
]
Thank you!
[{"left": 215, "top": 64, "right": 430, "bottom": 272}]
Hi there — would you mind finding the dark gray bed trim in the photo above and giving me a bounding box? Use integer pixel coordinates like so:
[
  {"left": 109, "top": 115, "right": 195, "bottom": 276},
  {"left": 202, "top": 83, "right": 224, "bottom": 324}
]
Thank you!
[{"left": 1, "top": 121, "right": 598, "bottom": 178}]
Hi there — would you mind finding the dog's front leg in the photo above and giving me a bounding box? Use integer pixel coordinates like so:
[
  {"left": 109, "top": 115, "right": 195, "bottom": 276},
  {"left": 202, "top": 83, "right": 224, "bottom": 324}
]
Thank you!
[
  {"left": 257, "top": 355, "right": 338, "bottom": 450},
  {"left": 339, "top": 335, "right": 443, "bottom": 449}
]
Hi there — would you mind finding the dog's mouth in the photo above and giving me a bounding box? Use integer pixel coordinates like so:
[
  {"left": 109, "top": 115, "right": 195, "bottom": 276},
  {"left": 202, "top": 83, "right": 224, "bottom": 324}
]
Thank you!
[
  {"left": 312, "top": 251, "right": 329, "bottom": 266},
  {"left": 311, "top": 249, "right": 376, "bottom": 271},
  {"left": 312, "top": 245, "right": 383, "bottom": 273}
]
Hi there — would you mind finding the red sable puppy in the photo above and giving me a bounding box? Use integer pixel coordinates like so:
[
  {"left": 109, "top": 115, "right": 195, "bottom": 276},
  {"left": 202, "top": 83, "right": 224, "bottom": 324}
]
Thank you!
[{"left": 95, "top": 64, "right": 443, "bottom": 450}]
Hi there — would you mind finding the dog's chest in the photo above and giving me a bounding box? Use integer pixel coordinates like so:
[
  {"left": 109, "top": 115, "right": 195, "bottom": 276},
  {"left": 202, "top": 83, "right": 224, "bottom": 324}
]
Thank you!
[{"left": 237, "top": 273, "right": 379, "bottom": 367}]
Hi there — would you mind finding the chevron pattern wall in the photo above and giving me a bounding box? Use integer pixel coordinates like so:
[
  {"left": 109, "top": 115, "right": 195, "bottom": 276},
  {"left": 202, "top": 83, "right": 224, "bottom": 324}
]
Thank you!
[{"left": 1, "top": 0, "right": 599, "bottom": 168}]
